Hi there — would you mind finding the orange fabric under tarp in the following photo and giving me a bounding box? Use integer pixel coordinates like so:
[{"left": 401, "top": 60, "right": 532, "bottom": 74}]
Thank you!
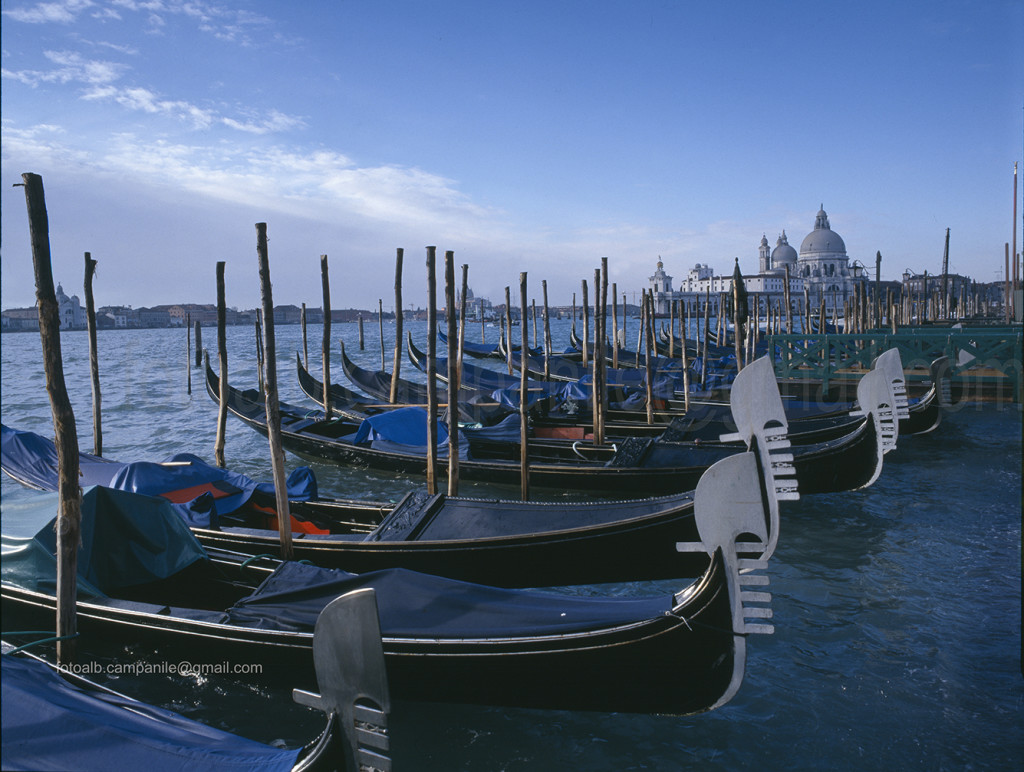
[
  {"left": 253, "top": 503, "right": 332, "bottom": 536},
  {"left": 533, "top": 426, "right": 589, "bottom": 440},
  {"left": 158, "top": 481, "right": 236, "bottom": 504}
]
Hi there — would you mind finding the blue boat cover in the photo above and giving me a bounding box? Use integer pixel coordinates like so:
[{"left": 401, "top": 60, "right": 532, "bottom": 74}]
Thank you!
[
  {"left": 2, "top": 486, "right": 207, "bottom": 598},
  {"left": 350, "top": 407, "right": 469, "bottom": 458},
  {"left": 1, "top": 654, "right": 298, "bottom": 772},
  {"left": 226, "top": 560, "right": 673, "bottom": 638},
  {"left": 1, "top": 423, "right": 123, "bottom": 490},
  {"left": 0, "top": 425, "right": 319, "bottom": 529}
]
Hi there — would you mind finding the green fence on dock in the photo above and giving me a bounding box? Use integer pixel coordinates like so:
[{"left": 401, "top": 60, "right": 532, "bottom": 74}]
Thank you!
[{"left": 766, "top": 327, "right": 1023, "bottom": 400}]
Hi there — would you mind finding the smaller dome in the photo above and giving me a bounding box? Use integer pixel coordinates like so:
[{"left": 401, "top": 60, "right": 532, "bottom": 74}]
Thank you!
[{"left": 771, "top": 231, "right": 798, "bottom": 265}]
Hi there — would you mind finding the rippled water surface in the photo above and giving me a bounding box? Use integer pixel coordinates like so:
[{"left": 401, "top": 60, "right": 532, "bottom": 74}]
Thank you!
[{"left": 2, "top": 322, "right": 1021, "bottom": 770}]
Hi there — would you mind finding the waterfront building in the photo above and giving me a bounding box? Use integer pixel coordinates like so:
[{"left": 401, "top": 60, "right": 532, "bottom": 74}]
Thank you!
[
  {"left": 650, "top": 205, "right": 869, "bottom": 315},
  {"left": 55, "top": 283, "right": 87, "bottom": 329}
]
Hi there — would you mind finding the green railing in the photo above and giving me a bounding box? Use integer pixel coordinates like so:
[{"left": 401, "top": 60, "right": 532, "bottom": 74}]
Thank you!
[{"left": 766, "top": 328, "right": 1023, "bottom": 400}]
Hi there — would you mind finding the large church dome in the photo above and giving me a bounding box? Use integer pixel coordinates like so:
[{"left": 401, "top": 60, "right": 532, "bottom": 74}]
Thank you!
[
  {"left": 800, "top": 206, "right": 846, "bottom": 255},
  {"left": 771, "top": 231, "right": 798, "bottom": 265}
]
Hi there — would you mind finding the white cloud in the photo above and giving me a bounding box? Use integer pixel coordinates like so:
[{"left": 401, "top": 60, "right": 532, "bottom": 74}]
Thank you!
[
  {"left": 2, "top": 0, "right": 95, "bottom": 24},
  {"left": 221, "top": 109, "right": 306, "bottom": 136}
]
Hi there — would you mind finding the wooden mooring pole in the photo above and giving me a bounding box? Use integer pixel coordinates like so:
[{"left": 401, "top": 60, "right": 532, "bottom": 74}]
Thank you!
[
  {"left": 504, "top": 287, "right": 514, "bottom": 375},
  {"left": 580, "top": 278, "right": 589, "bottom": 367},
  {"left": 542, "top": 279, "right": 552, "bottom": 381},
  {"left": 425, "top": 247, "right": 439, "bottom": 495},
  {"left": 186, "top": 313, "right": 192, "bottom": 394},
  {"left": 458, "top": 263, "right": 469, "bottom": 388},
  {"left": 215, "top": 261, "right": 229, "bottom": 468},
  {"left": 320, "top": 255, "right": 332, "bottom": 419},
  {"left": 680, "top": 299, "right": 691, "bottom": 411},
  {"left": 22, "top": 172, "right": 81, "bottom": 665},
  {"left": 300, "top": 303, "right": 309, "bottom": 371},
  {"left": 255, "top": 223, "right": 294, "bottom": 561},
  {"left": 194, "top": 319, "right": 202, "bottom": 367},
  {"left": 378, "top": 298, "right": 385, "bottom": 370},
  {"left": 644, "top": 290, "right": 655, "bottom": 425},
  {"left": 519, "top": 272, "right": 530, "bottom": 501},
  {"left": 84, "top": 253, "right": 101, "bottom": 456},
  {"left": 597, "top": 258, "right": 609, "bottom": 445},
  {"left": 445, "top": 252, "right": 460, "bottom": 496},
  {"left": 390, "top": 249, "right": 404, "bottom": 404},
  {"left": 611, "top": 283, "right": 619, "bottom": 370}
]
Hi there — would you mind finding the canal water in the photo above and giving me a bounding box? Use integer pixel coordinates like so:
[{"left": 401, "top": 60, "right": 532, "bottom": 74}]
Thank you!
[{"left": 1, "top": 321, "right": 1021, "bottom": 770}]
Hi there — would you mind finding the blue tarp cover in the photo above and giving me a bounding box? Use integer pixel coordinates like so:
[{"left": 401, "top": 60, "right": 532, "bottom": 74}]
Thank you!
[
  {"left": 3, "top": 486, "right": 208, "bottom": 597},
  {"left": 1, "top": 423, "right": 123, "bottom": 490},
  {"left": 1, "top": 425, "right": 319, "bottom": 529},
  {"left": 1, "top": 654, "right": 298, "bottom": 772},
  {"left": 226, "top": 560, "right": 673, "bottom": 638}
]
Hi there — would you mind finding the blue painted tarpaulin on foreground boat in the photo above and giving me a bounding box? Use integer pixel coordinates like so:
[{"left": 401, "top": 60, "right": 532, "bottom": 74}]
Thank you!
[
  {"left": 1, "top": 654, "right": 298, "bottom": 772},
  {"left": 0, "top": 425, "right": 319, "bottom": 529},
  {"left": 2, "top": 486, "right": 207, "bottom": 598}
]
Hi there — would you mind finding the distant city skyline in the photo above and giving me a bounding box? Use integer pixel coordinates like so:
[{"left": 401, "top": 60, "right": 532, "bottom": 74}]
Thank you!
[{"left": 2, "top": 1, "right": 1022, "bottom": 311}]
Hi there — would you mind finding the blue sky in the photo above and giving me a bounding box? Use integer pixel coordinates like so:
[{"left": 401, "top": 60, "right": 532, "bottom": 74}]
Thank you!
[{"left": 2, "top": 0, "right": 1022, "bottom": 311}]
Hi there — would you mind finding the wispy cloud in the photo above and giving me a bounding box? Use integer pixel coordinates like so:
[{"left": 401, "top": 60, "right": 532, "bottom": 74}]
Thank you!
[
  {"left": 2, "top": 122, "right": 500, "bottom": 238},
  {"left": 3, "top": 0, "right": 95, "bottom": 24},
  {"left": 5, "top": 1, "right": 279, "bottom": 46},
  {"left": 3, "top": 49, "right": 305, "bottom": 134}
]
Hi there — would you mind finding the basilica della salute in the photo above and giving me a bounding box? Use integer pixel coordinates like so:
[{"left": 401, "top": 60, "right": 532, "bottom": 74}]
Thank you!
[{"left": 651, "top": 205, "right": 869, "bottom": 314}]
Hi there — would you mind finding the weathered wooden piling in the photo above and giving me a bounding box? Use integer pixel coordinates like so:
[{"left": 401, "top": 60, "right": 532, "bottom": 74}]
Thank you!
[
  {"left": 214, "top": 261, "right": 229, "bottom": 468},
  {"left": 357, "top": 314, "right": 364, "bottom": 350},
  {"left": 22, "top": 172, "right": 81, "bottom": 665},
  {"left": 580, "top": 278, "right": 589, "bottom": 367},
  {"left": 874, "top": 251, "right": 882, "bottom": 329},
  {"left": 644, "top": 290, "right": 655, "bottom": 424},
  {"left": 254, "top": 313, "right": 263, "bottom": 389},
  {"left": 194, "top": 320, "right": 202, "bottom": 367},
  {"left": 390, "top": 249, "right": 404, "bottom": 404},
  {"left": 186, "top": 313, "right": 192, "bottom": 394},
  {"left": 320, "top": 255, "right": 332, "bottom": 419},
  {"left": 425, "top": 247, "right": 439, "bottom": 495},
  {"left": 255, "top": 223, "right": 294, "bottom": 561},
  {"left": 519, "top": 272, "right": 530, "bottom": 501},
  {"left": 504, "top": 286, "right": 514, "bottom": 374},
  {"left": 1005, "top": 245, "right": 1011, "bottom": 325},
  {"left": 680, "top": 299, "right": 691, "bottom": 411},
  {"left": 532, "top": 298, "right": 538, "bottom": 349},
  {"left": 733, "top": 271, "right": 744, "bottom": 372},
  {"left": 458, "top": 263, "right": 469, "bottom": 381},
  {"left": 611, "top": 283, "right": 619, "bottom": 370},
  {"left": 300, "top": 303, "right": 309, "bottom": 371},
  {"left": 701, "top": 287, "right": 711, "bottom": 388},
  {"left": 596, "top": 258, "right": 609, "bottom": 445},
  {"left": 542, "top": 279, "right": 552, "bottom": 381},
  {"left": 445, "top": 251, "right": 459, "bottom": 496},
  {"left": 83, "top": 253, "right": 101, "bottom": 456},
  {"left": 591, "top": 268, "right": 601, "bottom": 444},
  {"left": 378, "top": 299, "right": 385, "bottom": 370},
  {"left": 620, "top": 292, "right": 627, "bottom": 355}
]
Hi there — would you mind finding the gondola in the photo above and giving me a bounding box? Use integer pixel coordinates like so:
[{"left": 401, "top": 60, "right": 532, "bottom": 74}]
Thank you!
[
  {"left": 2, "top": 414, "right": 785, "bottom": 585},
  {"left": 335, "top": 342, "right": 508, "bottom": 425},
  {"left": 2, "top": 447, "right": 780, "bottom": 715},
  {"left": 406, "top": 334, "right": 911, "bottom": 447},
  {"left": 438, "top": 329, "right": 503, "bottom": 360},
  {"left": 2, "top": 589, "right": 391, "bottom": 772},
  {"left": 3, "top": 361, "right": 798, "bottom": 587},
  {"left": 215, "top": 351, "right": 890, "bottom": 497}
]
